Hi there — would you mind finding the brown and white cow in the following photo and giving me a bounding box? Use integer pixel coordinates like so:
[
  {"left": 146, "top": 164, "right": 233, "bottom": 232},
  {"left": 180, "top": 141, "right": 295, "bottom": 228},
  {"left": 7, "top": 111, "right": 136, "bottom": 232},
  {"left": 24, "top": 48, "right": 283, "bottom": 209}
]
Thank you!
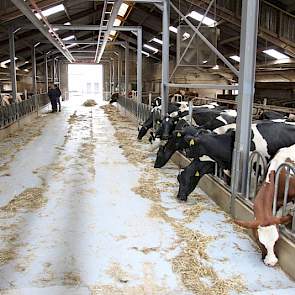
[{"left": 235, "top": 144, "right": 295, "bottom": 266}]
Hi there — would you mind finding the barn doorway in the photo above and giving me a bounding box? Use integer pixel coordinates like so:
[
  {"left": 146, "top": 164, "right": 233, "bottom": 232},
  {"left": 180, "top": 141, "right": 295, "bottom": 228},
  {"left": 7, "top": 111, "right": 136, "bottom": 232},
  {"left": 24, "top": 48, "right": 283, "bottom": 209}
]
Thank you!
[{"left": 68, "top": 64, "right": 103, "bottom": 103}]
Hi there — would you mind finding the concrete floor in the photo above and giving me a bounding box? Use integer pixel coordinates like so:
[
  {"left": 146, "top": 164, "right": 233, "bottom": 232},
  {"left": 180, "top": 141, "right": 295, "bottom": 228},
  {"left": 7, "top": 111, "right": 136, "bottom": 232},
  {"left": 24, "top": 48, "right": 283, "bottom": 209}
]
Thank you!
[{"left": 0, "top": 98, "right": 295, "bottom": 295}]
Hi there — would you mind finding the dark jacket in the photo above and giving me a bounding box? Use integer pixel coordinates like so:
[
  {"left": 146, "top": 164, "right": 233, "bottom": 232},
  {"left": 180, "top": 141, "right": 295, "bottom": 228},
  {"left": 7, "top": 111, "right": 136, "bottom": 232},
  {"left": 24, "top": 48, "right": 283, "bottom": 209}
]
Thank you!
[{"left": 48, "top": 88, "right": 61, "bottom": 100}]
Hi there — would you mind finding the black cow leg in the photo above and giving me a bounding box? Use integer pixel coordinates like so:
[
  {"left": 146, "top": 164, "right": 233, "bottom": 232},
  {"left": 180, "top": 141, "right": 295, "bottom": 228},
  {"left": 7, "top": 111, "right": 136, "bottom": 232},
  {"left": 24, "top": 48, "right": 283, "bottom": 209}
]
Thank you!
[{"left": 176, "top": 173, "right": 188, "bottom": 202}]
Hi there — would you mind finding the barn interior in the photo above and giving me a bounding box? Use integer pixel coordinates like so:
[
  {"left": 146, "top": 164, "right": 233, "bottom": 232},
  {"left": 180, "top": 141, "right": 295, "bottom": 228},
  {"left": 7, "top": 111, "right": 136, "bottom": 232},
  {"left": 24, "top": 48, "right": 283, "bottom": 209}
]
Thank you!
[{"left": 1, "top": 0, "right": 295, "bottom": 294}]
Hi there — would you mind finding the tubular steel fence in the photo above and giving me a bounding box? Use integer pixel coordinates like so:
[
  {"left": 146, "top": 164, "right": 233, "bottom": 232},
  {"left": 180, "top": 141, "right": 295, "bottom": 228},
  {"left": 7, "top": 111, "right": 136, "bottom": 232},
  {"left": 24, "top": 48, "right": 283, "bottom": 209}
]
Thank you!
[
  {"left": 0, "top": 93, "right": 49, "bottom": 129},
  {"left": 273, "top": 163, "right": 295, "bottom": 238}
]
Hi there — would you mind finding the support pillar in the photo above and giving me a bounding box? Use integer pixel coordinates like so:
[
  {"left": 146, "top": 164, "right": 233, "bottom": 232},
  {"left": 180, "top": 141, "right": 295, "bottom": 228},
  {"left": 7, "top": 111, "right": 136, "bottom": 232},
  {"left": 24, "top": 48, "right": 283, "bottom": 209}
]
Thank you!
[
  {"left": 9, "top": 30, "right": 17, "bottom": 102},
  {"left": 44, "top": 52, "right": 48, "bottom": 92},
  {"left": 161, "top": 0, "right": 170, "bottom": 117},
  {"left": 231, "top": 0, "right": 259, "bottom": 214},
  {"left": 125, "top": 43, "right": 129, "bottom": 99},
  {"left": 137, "top": 27, "right": 143, "bottom": 103},
  {"left": 32, "top": 46, "right": 37, "bottom": 95}
]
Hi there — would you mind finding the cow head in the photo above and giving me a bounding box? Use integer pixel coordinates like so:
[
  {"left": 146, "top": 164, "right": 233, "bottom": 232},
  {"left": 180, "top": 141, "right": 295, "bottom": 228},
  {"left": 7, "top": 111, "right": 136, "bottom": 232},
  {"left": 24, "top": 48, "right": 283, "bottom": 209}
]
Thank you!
[
  {"left": 177, "top": 159, "right": 215, "bottom": 201},
  {"left": 156, "top": 116, "right": 178, "bottom": 140},
  {"left": 235, "top": 171, "right": 292, "bottom": 266},
  {"left": 137, "top": 125, "right": 148, "bottom": 140},
  {"left": 154, "top": 124, "right": 195, "bottom": 168}
]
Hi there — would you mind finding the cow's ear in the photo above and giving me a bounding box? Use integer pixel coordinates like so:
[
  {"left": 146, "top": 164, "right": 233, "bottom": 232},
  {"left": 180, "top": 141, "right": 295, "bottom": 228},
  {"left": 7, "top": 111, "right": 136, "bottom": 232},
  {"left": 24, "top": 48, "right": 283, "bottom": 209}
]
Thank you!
[{"left": 189, "top": 139, "right": 196, "bottom": 146}]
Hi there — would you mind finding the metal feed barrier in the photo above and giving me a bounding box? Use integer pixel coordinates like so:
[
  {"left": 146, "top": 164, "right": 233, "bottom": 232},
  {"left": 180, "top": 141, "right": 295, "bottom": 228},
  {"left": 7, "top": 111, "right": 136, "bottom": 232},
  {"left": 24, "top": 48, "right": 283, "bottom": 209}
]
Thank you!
[
  {"left": 245, "top": 151, "right": 268, "bottom": 201},
  {"left": 273, "top": 163, "right": 295, "bottom": 238},
  {"left": 117, "top": 96, "right": 152, "bottom": 124},
  {"left": 0, "top": 93, "right": 49, "bottom": 129}
]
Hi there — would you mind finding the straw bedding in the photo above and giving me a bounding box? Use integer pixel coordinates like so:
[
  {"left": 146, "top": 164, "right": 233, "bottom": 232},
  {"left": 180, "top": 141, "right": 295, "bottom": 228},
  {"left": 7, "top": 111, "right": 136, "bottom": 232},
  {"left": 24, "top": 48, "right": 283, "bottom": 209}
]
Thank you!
[{"left": 102, "top": 104, "right": 247, "bottom": 295}]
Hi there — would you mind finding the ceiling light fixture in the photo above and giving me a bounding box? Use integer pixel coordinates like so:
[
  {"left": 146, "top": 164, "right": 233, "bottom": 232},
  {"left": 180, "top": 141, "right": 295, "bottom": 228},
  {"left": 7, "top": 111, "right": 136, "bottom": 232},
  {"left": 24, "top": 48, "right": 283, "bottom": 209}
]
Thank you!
[
  {"left": 35, "top": 4, "right": 65, "bottom": 19},
  {"left": 187, "top": 11, "right": 217, "bottom": 27}
]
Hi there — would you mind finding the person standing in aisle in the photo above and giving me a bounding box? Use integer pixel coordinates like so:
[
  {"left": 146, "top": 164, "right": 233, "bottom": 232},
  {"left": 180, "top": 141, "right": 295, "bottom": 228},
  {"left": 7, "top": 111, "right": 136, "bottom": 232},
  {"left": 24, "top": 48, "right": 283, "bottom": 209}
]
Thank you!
[
  {"left": 48, "top": 84, "right": 57, "bottom": 112},
  {"left": 54, "top": 84, "right": 62, "bottom": 112}
]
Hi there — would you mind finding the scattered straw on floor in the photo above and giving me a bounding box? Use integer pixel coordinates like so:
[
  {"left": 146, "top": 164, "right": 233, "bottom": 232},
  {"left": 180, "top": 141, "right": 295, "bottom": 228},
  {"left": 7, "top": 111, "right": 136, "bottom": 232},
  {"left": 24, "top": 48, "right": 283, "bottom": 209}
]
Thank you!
[
  {"left": 63, "top": 272, "right": 81, "bottom": 286},
  {"left": 101, "top": 104, "right": 247, "bottom": 295},
  {"left": 0, "top": 188, "right": 47, "bottom": 215},
  {"left": 83, "top": 99, "right": 97, "bottom": 107},
  {"left": 0, "top": 249, "right": 15, "bottom": 266}
]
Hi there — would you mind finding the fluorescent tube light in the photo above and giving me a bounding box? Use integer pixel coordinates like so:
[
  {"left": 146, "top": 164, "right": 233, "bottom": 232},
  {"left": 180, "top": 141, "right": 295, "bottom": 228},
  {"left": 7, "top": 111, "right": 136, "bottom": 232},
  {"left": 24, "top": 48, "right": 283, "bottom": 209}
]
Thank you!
[
  {"left": 263, "top": 49, "right": 289, "bottom": 60},
  {"left": 142, "top": 51, "right": 150, "bottom": 57},
  {"left": 187, "top": 11, "right": 217, "bottom": 27},
  {"left": 113, "top": 18, "right": 121, "bottom": 27},
  {"left": 229, "top": 55, "right": 240, "bottom": 62},
  {"left": 63, "top": 35, "right": 75, "bottom": 41},
  {"left": 169, "top": 26, "right": 178, "bottom": 34},
  {"left": 118, "top": 3, "right": 129, "bottom": 17},
  {"left": 66, "top": 43, "right": 78, "bottom": 49},
  {"left": 36, "top": 4, "right": 65, "bottom": 19},
  {"left": 151, "top": 38, "right": 163, "bottom": 45},
  {"left": 143, "top": 44, "right": 159, "bottom": 54}
]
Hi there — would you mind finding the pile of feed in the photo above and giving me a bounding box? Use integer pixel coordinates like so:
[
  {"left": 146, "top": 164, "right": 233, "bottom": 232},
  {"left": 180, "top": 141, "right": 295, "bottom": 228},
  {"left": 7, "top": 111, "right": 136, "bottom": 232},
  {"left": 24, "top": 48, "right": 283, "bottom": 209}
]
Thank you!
[{"left": 83, "top": 99, "right": 97, "bottom": 107}]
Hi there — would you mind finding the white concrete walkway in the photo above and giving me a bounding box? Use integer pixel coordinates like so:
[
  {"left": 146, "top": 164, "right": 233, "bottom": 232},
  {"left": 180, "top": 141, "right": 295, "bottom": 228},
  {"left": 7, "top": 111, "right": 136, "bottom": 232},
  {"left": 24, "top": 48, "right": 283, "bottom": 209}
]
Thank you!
[{"left": 0, "top": 99, "right": 294, "bottom": 295}]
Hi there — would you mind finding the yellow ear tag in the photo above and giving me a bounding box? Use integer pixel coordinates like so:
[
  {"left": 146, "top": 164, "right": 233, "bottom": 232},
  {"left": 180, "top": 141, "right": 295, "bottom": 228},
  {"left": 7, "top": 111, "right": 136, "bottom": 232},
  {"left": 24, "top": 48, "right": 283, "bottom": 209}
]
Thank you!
[
  {"left": 190, "top": 139, "right": 195, "bottom": 146},
  {"left": 177, "top": 132, "right": 181, "bottom": 137},
  {"left": 195, "top": 171, "right": 200, "bottom": 177}
]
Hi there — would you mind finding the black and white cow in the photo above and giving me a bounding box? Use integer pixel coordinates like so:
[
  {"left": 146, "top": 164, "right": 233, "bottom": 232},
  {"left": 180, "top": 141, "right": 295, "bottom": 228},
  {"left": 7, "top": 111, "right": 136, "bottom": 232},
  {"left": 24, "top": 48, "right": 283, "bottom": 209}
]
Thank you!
[
  {"left": 177, "top": 121, "right": 295, "bottom": 201},
  {"left": 154, "top": 113, "right": 236, "bottom": 167}
]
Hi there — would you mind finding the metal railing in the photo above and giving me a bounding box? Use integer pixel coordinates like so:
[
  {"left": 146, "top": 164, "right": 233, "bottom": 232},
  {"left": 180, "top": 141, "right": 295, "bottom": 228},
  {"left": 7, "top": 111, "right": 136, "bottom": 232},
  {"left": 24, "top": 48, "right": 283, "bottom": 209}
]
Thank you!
[
  {"left": 117, "top": 96, "right": 152, "bottom": 123},
  {"left": 245, "top": 151, "right": 268, "bottom": 201},
  {"left": 0, "top": 93, "right": 49, "bottom": 129},
  {"left": 273, "top": 163, "right": 295, "bottom": 238}
]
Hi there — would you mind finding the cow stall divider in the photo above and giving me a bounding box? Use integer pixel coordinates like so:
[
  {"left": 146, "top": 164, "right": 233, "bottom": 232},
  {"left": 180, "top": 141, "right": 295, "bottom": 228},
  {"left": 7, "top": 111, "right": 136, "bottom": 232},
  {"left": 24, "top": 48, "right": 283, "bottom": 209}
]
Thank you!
[
  {"left": 0, "top": 93, "right": 50, "bottom": 129},
  {"left": 114, "top": 97, "right": 295, "bottom": 279},
  {"left": 273, "top": 163, "right": 295, "bottom": 239},
  {"left": 245, "top": 151, "right": 268, "bottom": 201}
]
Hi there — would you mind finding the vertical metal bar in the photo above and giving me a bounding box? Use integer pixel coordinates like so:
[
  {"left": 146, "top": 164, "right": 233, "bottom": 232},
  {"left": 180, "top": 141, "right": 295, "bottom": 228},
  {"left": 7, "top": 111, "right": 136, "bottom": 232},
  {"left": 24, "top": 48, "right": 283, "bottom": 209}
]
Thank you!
[
  {"left": 44, "top": 52, "right": 48, "bottom": 92},
  {"left": 32, "top": 46, "right": 37, "bottom": 95},
  {"left": 282, "top": 167, "right": 290, "bottom": 216},
  {"left": 109, "top": 62, "right": 112, "bottom": 95},
  {"left": 161, "top": 0, "right": 170, "bottom": 118},
  {"left": 118, "top": 51, "right": 121, "bottom": 94},
  {"left": 137, "top": 27, "right": 143, "bottom": 103},
  {"left": 125, "top": 43, "right": 129, "bottom": 100},
  {"left": 231, "top": 0, "right": 259, "bottom": 215},
  {"left": 58, "top": 60, "right": 61, "bottom": 86},
  {"left": 273, "top": 168, "right": 281, "bottom": 216},
  {"left": 112, "top": 59, "right": 115, "bottom": 93},
  {"left": 188, "top": 100, "right": 193, "bottom": 125},
  {"left": 9, "top": 30, "right": 17, "bottom": 103},
  {"left": 53, "top": 58, "right": 56, "bottom": 84}
]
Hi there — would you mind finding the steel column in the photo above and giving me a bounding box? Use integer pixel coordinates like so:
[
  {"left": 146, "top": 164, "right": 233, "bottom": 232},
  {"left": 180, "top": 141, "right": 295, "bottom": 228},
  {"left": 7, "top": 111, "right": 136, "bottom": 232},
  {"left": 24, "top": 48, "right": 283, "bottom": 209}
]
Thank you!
[
  {"left": 117, "top": 51, "right": 121, "bottom": 94},
  {"left": 32, "top": 46, "right": 37, "bottom": 95},
  {"left": 137, "top": 27, "right": 143, "bottom": 103},
  {"left": 44, "top": 53, "right": 48, "bottom": 92},
  {"left": 161, "top": 0, "right": 170, "bottom": 118},
  {"left": 125, "top": 43, "right": 129, "bottom": 99},
  {"left": 9, "top": 30, "right": 17, "bottom": 102},
  {"left": 231, "top": 0, "right": 260, "bottom": 215}
]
